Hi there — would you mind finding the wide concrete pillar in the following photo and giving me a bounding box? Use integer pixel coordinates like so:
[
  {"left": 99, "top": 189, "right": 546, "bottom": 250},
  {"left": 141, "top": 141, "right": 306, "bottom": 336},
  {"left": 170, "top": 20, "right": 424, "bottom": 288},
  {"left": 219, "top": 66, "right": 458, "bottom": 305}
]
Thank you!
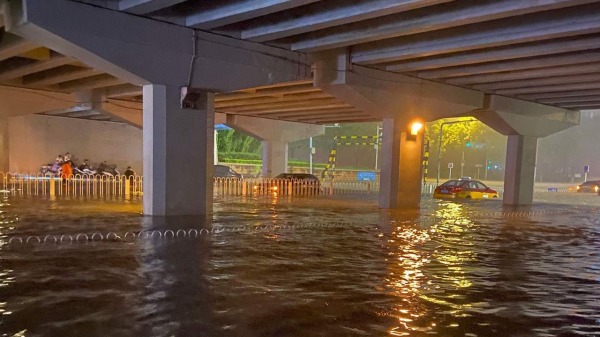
[
  {"left": 503, "top": 135, "right": 538, "bottom": 206},
  {"left": 379, "top": 118, "right": 424, "bottom": 209},
  {"left": 262, "top": 140, "right": 288, "bottom": 178},
  {"left": 143, "top": 84, "right": 214, "bottom": 216},
  {"left": 0, "top": 117, "right": 8, "bottom": 172}
]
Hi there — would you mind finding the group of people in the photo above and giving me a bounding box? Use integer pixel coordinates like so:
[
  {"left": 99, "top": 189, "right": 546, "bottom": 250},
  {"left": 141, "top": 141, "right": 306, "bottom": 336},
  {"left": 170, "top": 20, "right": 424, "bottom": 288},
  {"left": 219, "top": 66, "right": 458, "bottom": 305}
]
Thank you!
[{"left": 42, "top": 153, "right": 135, "bottom": 179}]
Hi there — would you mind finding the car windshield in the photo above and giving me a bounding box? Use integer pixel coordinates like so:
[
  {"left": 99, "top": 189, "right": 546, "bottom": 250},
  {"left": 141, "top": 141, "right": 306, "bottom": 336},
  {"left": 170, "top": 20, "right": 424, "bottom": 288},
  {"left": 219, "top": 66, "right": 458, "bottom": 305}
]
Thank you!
[
  {"left": 214, "top": 165, "right": 238, "bottom": 176},
  {"left": 582, "top": 181, "right": 598, "bottom": 186}
]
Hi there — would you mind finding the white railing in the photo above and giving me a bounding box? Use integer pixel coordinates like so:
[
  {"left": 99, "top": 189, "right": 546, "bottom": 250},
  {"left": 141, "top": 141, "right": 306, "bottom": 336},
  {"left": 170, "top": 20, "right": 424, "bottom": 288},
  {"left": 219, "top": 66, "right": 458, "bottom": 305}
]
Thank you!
[
  {"left": 0, "top": 173, "right": 142, "bottom": 197},
  {"left": 4, "top": 173, "right": 572, "bottom": 199}
]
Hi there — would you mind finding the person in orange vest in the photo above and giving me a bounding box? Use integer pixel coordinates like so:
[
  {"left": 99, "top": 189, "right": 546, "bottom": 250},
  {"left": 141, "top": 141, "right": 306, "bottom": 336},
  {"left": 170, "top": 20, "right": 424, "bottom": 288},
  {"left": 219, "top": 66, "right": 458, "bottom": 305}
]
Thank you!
[{"left": 61, "top": 152, "right": 73, "bottom": 183}]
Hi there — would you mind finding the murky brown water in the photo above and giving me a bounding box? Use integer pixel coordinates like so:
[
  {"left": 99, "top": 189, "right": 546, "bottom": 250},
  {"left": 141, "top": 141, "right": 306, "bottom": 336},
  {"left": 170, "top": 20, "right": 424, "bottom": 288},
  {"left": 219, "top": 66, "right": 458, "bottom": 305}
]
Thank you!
[{"left": 1, "top": 193, "right": 600, "bottom": 336}]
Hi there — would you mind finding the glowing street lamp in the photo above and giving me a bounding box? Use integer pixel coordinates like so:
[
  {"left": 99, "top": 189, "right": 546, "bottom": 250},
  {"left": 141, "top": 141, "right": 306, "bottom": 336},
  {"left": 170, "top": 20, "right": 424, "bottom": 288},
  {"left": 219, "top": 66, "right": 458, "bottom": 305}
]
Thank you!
[{"left": 410, "top": 121, "right": 424, "bottom": 136}]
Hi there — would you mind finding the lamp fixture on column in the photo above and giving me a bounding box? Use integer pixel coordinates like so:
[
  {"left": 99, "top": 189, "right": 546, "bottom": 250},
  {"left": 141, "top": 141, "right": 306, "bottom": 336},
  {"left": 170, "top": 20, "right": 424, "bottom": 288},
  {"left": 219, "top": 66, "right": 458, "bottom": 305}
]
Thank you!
[{"left": 407, "top": 121, "right": 423, "bottom": 141}]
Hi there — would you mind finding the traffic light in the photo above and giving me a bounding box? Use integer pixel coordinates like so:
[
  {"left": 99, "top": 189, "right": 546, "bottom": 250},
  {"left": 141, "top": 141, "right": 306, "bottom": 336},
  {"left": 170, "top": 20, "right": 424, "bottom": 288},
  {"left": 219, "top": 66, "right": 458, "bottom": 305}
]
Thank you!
[{"left": 465, "top": 137, "right": 472, "bottom": 147}]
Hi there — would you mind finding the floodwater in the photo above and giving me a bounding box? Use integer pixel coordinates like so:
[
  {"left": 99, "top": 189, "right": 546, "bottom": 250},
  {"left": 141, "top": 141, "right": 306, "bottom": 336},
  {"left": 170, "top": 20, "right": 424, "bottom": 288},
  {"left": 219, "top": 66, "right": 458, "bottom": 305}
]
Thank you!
[{"left": 1, "top": 193, "right": 600, "bottom": 337}]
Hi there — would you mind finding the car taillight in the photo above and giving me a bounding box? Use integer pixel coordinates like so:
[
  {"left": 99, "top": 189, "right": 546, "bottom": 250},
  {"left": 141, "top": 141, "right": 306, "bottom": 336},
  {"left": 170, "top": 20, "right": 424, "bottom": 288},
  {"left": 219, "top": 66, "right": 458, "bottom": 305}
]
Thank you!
[{"left": 451, "top": 187, "right": 462, "bottom": 192}]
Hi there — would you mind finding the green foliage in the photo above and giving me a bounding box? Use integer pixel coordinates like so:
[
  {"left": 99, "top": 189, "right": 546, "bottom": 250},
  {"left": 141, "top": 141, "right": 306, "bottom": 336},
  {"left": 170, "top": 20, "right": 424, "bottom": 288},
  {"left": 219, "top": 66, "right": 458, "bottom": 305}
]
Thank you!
[
  {"left": 216, "top": 130, "right": 261, "bottom": 154},
  {"left": 425, "top": 118, "right": 487, "bottom": 154}
]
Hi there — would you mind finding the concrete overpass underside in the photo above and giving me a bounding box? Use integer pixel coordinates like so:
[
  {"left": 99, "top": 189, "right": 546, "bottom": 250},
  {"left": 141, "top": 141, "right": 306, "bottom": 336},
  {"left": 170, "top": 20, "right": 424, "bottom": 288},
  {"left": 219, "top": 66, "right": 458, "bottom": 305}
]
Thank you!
[{"left": 0, "top": 0, "right": 598, "bottom": 215}]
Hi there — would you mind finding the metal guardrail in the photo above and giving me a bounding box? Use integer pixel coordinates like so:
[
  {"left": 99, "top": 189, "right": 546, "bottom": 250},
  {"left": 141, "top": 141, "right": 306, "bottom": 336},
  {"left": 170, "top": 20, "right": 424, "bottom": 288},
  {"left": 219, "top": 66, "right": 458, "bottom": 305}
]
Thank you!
[
  {"left": 0, "top": 173, "right": 574, "bottom": 198},
  {"left": 213, "top": 178, "right": 439, "bottom": 197},
  {"left": 0, "top": 173, "right": 142, "bottom": 197}
]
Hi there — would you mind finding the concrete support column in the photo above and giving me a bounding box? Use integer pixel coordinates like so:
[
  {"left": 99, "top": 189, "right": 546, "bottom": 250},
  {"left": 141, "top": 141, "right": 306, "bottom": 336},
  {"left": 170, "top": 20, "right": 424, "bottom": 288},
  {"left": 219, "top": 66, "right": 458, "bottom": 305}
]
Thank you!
[
  {"left": 262, "top": 140, "right": 288, "bottom": 178},
  {"left": 503, "top": 135, "right": 538, "bottom": 206},
  {"left": 379, "top": 118, "right": 424, "bottom": 209},
  {"left": 143, "top": 84, "right": 214, "bottom": 216},
  {"left": 0, "top": 117, "right": 8, "bottom": 172}
]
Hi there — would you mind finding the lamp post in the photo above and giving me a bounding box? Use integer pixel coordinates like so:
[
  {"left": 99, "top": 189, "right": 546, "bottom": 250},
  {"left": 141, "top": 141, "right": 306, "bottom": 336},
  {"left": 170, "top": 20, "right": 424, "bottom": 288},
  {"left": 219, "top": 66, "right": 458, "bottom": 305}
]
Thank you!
[
  {"left": 374, "top": 125, "right": 382, "bottom": 170},
  {"left": 436, "top": 119, "right": 477, "bottom": 184}
]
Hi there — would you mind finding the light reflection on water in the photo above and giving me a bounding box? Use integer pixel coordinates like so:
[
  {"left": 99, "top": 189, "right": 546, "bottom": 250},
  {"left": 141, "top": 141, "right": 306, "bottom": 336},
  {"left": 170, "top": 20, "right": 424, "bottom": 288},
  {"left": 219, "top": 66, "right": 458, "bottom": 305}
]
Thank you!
[{"left": 0, "top": 195, "right": 599, "bottom": 336}]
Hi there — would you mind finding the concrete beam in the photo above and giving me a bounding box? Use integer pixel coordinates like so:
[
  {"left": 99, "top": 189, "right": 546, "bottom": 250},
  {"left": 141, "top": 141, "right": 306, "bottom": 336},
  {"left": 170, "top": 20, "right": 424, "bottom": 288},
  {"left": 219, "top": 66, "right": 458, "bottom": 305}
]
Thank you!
[
  {"left": 0, "top": 55, "right": 73, "bottom": 82},
  {"left": 539, "top": 94, "right": 600, "bottom": 105},
  {"left": 0, "top": 32, "right": 37, "bottom": 61},
  {"left": 217, "top": 84, "right": 320, "bottom": 102},
  {"left": 5, "top": 0, "right": 310, "bottom": 92},
  {"left": 66, "top": 110, "right": 100, "bottom": 118},
  {"left": 294, "top": 115, "right": 373, "bottom": 123},
  {"left": 119, "top": 0, "right": 187, "bottom": 14},
  {"left": 186, "top": 0, "right": 319, "bottom": 29},
  {"left": 557, "top": 101, "right": 600, "bottom": 108},
  {"left": 497, "top": 82, "right": 600, "bottom": 96},
  {"left": 314, "top": 49, "right": 484, "bottom": 122},
  {"left": 473, "top": 73, "right": 600, "bottom": 91},
  {"left": 216, "top": 92, "right": 332, "bottom": 108},
  {"left": 292, "top": 0, "right": 591, "bottom": 52},
  {"left": 448, "top": 62, "right": 600, "bottom": 86},
  {"left": 97, "top": 100, "right": 143, "bottom": 128},
  {"left": 421, "top": 51, "right": 600, "bottom": 80},
  {"left": 353, "top": 4, "right": 600, "bottom": 64},
  {"left": 218, "top": 97, "right": 343, "bottom": 113},
  {"left": 24, "top": 66, "right": 103, "bottom": 87},
  {"left": 474, "top": 95, "right": 579, "bottom": 137},
  {"left": 225, "top": 114, "right": 324, "bottom": 142},
  {"left": 243, "top": 0, "right": 449, "bottom": 42},
  {"left": 0, "top": 85, "right": 75, "bottom": 117},
  {"left": 241, "top": 104, "right": 355, "bottom": 116},
  {"left": 518, "top": 89, "right": 600, "bottom": 101},
  {"left": 386, "top": 35, "right": 600, "bottom": 72},
  {"left": 559, "top": 104, "right": 600, "bottom": 110},
  {"left": 258, "top": 108, "right": 363, "bottom": 119},
  {"left": 56, "top": 75, "right": 125, "bottom": 92},
  {"left": 103, "top": 84, "right": 142, "bottom": 99},
  {"left": 41, "top": 104, "right": 92, "bottom": 115}
]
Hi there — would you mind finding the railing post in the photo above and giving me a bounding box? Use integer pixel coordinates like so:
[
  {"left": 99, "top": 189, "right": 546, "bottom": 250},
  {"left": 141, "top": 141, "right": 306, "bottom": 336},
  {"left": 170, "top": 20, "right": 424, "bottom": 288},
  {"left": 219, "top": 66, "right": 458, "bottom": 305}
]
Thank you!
[
  {"left": 49, "top": 178, "right": 55, "bottom": 196},
  {"left": 125, "top": 177, "right": 131, "bottom": 197}
]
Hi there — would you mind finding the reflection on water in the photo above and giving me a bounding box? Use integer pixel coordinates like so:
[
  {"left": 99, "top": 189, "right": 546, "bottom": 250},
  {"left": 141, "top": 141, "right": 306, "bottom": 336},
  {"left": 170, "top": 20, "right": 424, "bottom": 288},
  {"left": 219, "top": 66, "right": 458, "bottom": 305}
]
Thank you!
[{"left": 0, "top": 195, "right": 599, "bottom": 336}]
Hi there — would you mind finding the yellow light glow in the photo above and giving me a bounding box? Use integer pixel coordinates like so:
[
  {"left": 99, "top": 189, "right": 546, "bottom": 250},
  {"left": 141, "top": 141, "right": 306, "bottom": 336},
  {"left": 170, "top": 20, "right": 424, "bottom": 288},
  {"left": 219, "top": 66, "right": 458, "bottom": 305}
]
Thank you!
[
  {"left": 410, "top": 122, "right": 423, "bottom": 136},
  {"left": 595, "top": 186, "right": 598, "bottom": 192},
  {"left": 272, "top": 186, "right": 278, "bottom": 191}
]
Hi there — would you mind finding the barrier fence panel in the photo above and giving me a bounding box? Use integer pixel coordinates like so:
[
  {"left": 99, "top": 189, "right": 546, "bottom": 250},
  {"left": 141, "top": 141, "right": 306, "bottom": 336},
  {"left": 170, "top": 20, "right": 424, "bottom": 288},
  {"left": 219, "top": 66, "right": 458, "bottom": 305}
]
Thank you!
[
  {"left": 0, "top": 173, "right": 571, "bottom": 199},
  {"left": 0, "top": 173, "right": 143, "bottom": 197}
]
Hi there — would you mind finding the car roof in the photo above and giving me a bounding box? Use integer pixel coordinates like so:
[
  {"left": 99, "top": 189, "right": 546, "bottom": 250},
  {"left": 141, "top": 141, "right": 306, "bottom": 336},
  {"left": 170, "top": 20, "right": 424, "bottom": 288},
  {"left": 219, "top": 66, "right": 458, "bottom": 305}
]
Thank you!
[{"left": 275, "top": 173, "right": 319, "bottom": 179}]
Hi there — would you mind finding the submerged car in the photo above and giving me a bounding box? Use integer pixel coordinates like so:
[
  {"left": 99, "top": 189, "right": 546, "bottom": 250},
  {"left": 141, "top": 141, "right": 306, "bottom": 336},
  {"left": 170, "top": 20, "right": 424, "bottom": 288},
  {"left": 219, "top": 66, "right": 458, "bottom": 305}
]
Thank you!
[
  {"left": 577, "top": 180, "right": 600, "bottom": 193},
  {"left": 253, "top": 173, "right": 322, "bottom": 195},
  {"left": 214, "top": 165, "right": 242, "bottom": 179},
  {"left": 434, "top": 178, "right": 499, "bottom": 199}
]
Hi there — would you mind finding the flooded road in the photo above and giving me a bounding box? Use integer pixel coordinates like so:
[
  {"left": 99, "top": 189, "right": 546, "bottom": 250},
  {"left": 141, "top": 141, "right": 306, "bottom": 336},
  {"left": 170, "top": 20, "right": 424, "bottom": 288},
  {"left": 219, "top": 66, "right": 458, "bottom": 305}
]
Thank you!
[{"left": 1, "top": 194, "right": 600, "bottom": 336}]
